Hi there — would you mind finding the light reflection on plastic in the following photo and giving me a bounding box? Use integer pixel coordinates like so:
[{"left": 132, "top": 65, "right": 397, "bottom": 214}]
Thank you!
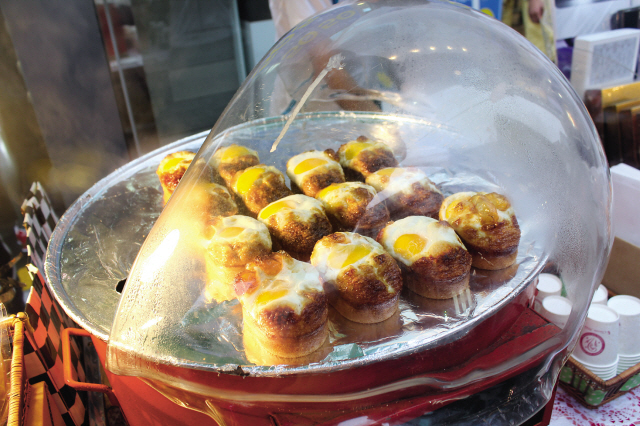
[
  {"left": 141, "top": 229, "right": 180, "bottom": 283},
  {"left": 337, "top": 416, "right": 372, "bottom": 426},
  {"left": 141, "top": 316, "right": 163, "bottom": 330},
  {"left": 566, "top": 111, "right": 576, "bottom": 128}
]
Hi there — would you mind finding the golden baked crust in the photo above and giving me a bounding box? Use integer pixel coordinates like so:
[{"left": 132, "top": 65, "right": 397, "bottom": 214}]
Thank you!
[
  {"left": 400, "top": 246, "right": 472, "bottom": 299},
  {"left": 211, "top": 144, "right": 259, "bottom": 187},
  {"left": 190, "top": 182, "right": 238, "bottom": 223},
  {"left": 439, "top": 192, "right": 520, "bottom": 270},
  {"left": 311, "top": 232, "right": 402, "bottom": 323},
  {"left": 378, "top": 217, "right": 472, "bottom": 299},
  {"left": 235, "top": 252, "right": 328, "bottom": 358},
  {"left": 231, "top": 165, "right": 293, "bottom": 216},
  {"left": 204, "top": 216, "right": 272, "bottom": 267},
  {"left": 366, "top": 167, "right": 443, "bottom": 219},
  {"left": 258, "top": 195, "right": 332, "bottom": 261},
  {"left": 287, "top": 149, "right": 345, "bottom": 197},
  {"left": 203, "top": 215, "right": 272, "bottom": 303},
  {"left": 316, "top": 182, "right": 390, "bottom": 238},
  {"left": 242, "top": 322, "right": 331, "bottom": 366},
  {"left": 338, "top": 136, "right": 398, "bottom": 180},
  {"left": 156, "top": 151, "right": 195, "bottom": 204}
]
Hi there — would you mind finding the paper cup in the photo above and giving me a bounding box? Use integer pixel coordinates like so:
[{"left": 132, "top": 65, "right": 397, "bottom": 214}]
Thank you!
[
  {"left": 619, "top": 353, "right": 640, "bottom": 363},
  {"left": 591, "top": 284, "right": 608, "bottom": 305},
  {"left": 540, "top": 295, "right": 572, "bottom": 328},
  {"left": 618, "top": 353, "right": 640, "bottom": 371},
  {"left": 534, "top": 274, "right": 562, "bottom": 313},
  {"left": 573, "top": 355, "right": 619, "bottom": 380},
  {"left": 573, "top": 304, "right": 620, "bottom": 366},
  {"left": 607, "top": 295, "right": 640, "bottom": 355}
]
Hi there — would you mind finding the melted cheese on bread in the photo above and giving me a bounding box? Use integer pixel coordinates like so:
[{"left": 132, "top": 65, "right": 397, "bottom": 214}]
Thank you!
[
  {"left": 157, "top": 151, "right": 195, "bottom": 175},
  {"left": 258, "top": 194, "right": 325, "bottom": 225},
  {"left": 239, "top": 253, "right": 324, "bottom": 316},
  {"left": 204, "top": 215, "right": 272, "bottom": 266},
  {"left": 286, "top": 150, "right": 344, "bottom": 192},
  {"left": 339, "top": 139, "right": 390, "bottom": 164},
  {"left": 315, "top": 182, "right": 376, "bottom": 213},
  {"left": 157, "top": 151, "right": 196, "bottom": 196},
  {"left": 378, "top": 216, "right": 466, "bottom": 266},
  {"left": 337, "top": 136, "right": 397, "bottom": 177},
  {"left": 439, "top": 191, "right": 516, "bottom": 239},
  {"left": 211, "top": 144, "right": 259, "bottom": 170},
  {"left": 366, "top": 167, "right": 441, "bottom": 196},
  {"left": 311, "top": 232, "right": 397, "bottom": 294},
  {"left": 233, "top": 165, "right": 287, "bottom": 196}
]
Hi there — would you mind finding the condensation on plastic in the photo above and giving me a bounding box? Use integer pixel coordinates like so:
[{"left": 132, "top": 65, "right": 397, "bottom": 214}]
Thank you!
[{"left": 52, "top": 0, "right": 611, "bottom": 423}]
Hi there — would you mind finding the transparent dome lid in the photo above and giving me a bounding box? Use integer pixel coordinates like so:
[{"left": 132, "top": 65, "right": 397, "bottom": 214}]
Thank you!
[{"left": 106, "top": 0, "right": 611, "bottom": 421}]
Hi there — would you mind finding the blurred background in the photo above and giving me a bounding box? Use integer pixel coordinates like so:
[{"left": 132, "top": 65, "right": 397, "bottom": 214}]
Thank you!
[{"left": 0, "top": 0, "right": 274, "bottom": 254}]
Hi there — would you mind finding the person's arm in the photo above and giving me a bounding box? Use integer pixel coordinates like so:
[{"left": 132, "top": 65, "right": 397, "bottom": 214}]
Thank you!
[{"left": 528, "top": 0, "right": 544, "bottom": 24}]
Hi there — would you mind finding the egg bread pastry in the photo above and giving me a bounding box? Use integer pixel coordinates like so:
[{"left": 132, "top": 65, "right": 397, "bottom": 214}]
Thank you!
[
  {"left": 365, "top": 167, "right": 444, "bottom": 220},
  {"left": 311, "top": 232, "right": 402, "bottom": 323},
  {"left": 211, "top": 144, "right": 260, "bottom": 187},
  {"left": 189, "top": 182, "right": 238, "bottom": 223},
  {"left": 378, "top": 216, "right": 472, "bottom": 299},
  {"left": 231, "top": 165, "right": 293, "bottom": 216},
  {"left": 156, "top": 151, "right": 196, "bottom": 204},
  {"left": 203, "top": 215, "right": 272, "bottom": 302},
  {"left": 286, "top": 149, "right": 345, "bottom": 197},
  {"left": 258, "top": 194, "right": 332, "bottom": 261},
  {"left": 235, "top": 251, "right": 329, "bottom": 358},
  {"left": 315, "top": 182, "right": 390, "bottom": 238},
  {"left": 337, "top": 136, "right": 398, "bottom": 180},
  {"left": 439, "top": 192, "right": 520, "bottom": 270}
]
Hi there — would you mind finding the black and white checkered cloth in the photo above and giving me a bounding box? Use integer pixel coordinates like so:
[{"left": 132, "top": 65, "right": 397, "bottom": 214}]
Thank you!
[
  {"left": 25, "top": 274, "right": 87, "bottom": 426},
  {"left": 21, "top": 182, "right": 59, "bottom": 273},
  {"left": 22, "top": 182, "right": 87, "bottom": 426}
]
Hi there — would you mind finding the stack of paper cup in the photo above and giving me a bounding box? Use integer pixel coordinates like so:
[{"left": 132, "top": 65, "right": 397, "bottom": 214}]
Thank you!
[
  {"left": 591, "top": 284, "right": 608, "bottom": 305},
  {"left": 573, "top": 304, "right": 620, "bottom": 380},
  {"left": 607, "top": 295, "right": 640, "bottom": 374},
  {"left": 534, "top": 274, "right": 562, "bottom": 313},
  {"left": 540, "top": 295, "right": 572, "bottom": 328}
]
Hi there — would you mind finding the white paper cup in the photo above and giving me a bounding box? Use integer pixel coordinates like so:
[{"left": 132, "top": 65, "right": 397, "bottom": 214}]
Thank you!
[
  {"left": 575, "top": 354, "right": 618, "bottom": 369},
  {"left": 618, "top": 353, "right": 640, "bottom": 371},
  {"left": 607, "top": 295, "right": 640, "bottom": 355},
  {"left": 534, "top": 274, "right": 562, "bottom": 313},
  {"left": 540, "top": 295, "right": 572, "bottom": 328},
  {"left": 573, "top": 304, "right": 620, "bottom": 366},
  {"left": 597, "top": 370, "right": 617, "bottom": 380},
  {"left": 591, "top": 284, "right": 608, "bottom": 305},
  {"left": 619, "top": 353, "right": 640, "bottom": 363},
  {"left": 573, "top": 355, "right": 619, "bottom": 380}
]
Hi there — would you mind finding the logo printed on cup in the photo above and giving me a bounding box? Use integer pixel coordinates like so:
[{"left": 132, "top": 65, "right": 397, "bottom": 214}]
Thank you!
[{"left": 580, "top": 332, "right": 605, "bottom": 356}]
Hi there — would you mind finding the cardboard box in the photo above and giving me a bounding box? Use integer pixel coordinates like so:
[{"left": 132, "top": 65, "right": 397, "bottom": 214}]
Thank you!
[
  {"left": 611, "top": 164, "right": 640, "bottom": 249},
  {"left": 602, "top": 237, "right": 640, "bottom": 298}
]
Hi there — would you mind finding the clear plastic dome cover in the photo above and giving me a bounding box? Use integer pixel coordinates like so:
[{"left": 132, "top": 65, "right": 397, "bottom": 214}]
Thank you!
[{"left": 106, "top": 0, "right": 611, "bottom": 423}]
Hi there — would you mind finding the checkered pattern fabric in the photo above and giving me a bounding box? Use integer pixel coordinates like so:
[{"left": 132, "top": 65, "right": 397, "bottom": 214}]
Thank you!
[
  {"left": 25, "top": 278, "right": 87, "bottom": 426},
  {"left": 21, "top": 182, "right": 59, "bottom": 272},
  {"left": 22, "top": 182, "right": 88, "bottom": 426}
]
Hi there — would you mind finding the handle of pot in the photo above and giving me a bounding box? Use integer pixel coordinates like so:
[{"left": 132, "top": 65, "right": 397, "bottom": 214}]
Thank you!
[{"left": 61, "top": 328, "right": 119, "bottom": 407}]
